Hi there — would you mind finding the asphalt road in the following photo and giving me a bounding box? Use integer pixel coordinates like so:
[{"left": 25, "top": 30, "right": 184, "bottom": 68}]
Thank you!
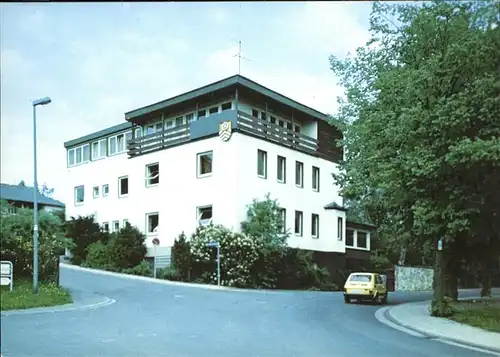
[{"left": 1, "top": 267, "right": 495, "bottom": 357}]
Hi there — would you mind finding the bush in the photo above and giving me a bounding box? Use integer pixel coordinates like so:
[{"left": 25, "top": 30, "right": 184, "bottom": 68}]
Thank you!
[
  {"left": 172, "top": 232, "right": 191, "bottom": 281},
  {"left": 241, "top": 193, "right": 289, "bottom": 288},
  {"left": 189, "top": 225, "right": 261, "bottom": 287},
  {"left": 121, "top": 260, "right": 152, "bottom": 277},
  {"left": 0, "top": 202, "right": 73, "bottom": 282},
  {"left": 84, "top": 241, "right": 114, "bottom": 270},
  {"left": 106, "top": 223, "right": 147, "bottom": 270},
  {"left": 276, "top": 249, "right": 332, "bottom": 290},
  {"left": 65, "top": 215, "right": 109, "bottom": 265},
  {"left": 158, "top": 265, "right": 182, "bottom": 281}
]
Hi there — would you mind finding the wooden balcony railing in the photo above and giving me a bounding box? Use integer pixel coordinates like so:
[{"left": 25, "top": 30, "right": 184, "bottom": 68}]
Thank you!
[
  {"left": 127, "top": 124, "right": 190, "bottom": 157},
  {"left": 236, "top": 111, "right": 318, "bottom": 154}
]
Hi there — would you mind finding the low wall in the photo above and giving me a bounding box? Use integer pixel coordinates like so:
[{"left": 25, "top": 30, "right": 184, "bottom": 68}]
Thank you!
[{"left": 395, "top": 265, "right": 434, "bottom": 291}]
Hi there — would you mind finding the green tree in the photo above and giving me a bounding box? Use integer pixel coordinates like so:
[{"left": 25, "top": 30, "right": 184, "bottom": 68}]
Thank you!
[
  {"left": 330, "top": 0, "right": 500, "bottom": 315},
  {"left": 241, "top": 193, "right": 289, "bottom": 288},
  {"left": 106, "top": 223, "right": 147, "bottom": 270},
  {"left": 0, "top": 203, "right": 73, "bottom": 281},
  {"left": 65, "top": 215, "right": 108, "bottom": 265}
]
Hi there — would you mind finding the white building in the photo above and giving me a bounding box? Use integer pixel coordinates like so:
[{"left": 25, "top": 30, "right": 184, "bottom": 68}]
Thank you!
[{"left": 63, "top": 75, "right": 373, "bottom": 271}]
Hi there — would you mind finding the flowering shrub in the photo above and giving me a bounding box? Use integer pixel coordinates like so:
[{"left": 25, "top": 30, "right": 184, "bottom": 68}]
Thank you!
[{"left": 189, "top": 225, "right": 261, "bottom": 288}]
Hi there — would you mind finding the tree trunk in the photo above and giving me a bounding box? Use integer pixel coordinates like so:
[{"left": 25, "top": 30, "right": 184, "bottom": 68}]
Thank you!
[{"left": 480, "top": 257, "right": 492, "bottom": 297}]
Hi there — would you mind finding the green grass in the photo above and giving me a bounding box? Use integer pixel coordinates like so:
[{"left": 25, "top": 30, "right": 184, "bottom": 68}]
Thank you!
[
  {"left": 0, "top": 279, "right": 72, "bottom": 311},
  {"left": 448, "top": 298, "right": 500, "bottom": 333}
]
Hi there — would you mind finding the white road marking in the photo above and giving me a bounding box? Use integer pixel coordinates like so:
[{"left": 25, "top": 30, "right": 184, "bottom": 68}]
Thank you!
[{"left": 374, "top": 307, "right": 426, "bottom": 338}]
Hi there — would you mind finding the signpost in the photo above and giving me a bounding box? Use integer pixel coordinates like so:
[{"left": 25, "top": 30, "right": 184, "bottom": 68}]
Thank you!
[
  {"left": 1, "top": 261, "right": 13, "bottom": 291},
  {"left": 152, "top": 238, "right": 160, "bottom": 279},
  {"left": 205, "top": 241, "right": 220, "bottom": 287}
]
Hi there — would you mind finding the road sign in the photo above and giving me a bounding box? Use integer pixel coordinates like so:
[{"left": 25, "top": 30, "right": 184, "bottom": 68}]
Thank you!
[
  {"left": 0, "top": 261, "right": 13, "bottom": 291},
  {"left": 152, "top": 238, "right": 160, "bottom": 246},
  {"left": 205, "top": 242, "right": 219, "bottom": 248}
]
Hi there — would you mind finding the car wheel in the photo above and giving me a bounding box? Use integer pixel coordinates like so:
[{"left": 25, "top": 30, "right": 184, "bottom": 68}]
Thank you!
[
  {"left": 344, "top": 295, "right": 351, "bottom": 304},
  {"left": 381, "top": 294, "right": 388, "bottom": 305}
]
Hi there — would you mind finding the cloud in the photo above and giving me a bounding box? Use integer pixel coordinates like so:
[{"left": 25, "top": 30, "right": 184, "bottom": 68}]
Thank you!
[{"left": 284, "top": 2, "right": 371, "bottom": 57}]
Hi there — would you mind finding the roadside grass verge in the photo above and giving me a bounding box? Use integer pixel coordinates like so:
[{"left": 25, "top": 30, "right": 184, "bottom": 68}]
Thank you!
[
  {"left": 0, "top": 279, "right": 72, "bottom": 311},
  {"left": 448, "top": 297, "right": 500, "bottom": 333}
]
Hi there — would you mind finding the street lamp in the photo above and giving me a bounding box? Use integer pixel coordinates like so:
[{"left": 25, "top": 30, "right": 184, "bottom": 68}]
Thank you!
[{"left": 32, "top": 96, "right": 51, "bottom": 294}]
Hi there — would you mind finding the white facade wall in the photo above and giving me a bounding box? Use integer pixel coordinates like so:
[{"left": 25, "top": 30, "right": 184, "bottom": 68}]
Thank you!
[{"left": 64, "top": 132, "right": 346, "bottom": 256}]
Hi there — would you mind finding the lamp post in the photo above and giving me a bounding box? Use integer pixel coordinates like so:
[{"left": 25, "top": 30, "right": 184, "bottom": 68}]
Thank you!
[{"left": 32, "top": 96, "right": 51, "bottom": 294}]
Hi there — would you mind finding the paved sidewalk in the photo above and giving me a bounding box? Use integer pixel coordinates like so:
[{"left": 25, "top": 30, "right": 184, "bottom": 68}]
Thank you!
[{"left": 386, "top": 299, "right": 500, "bottom": 353}]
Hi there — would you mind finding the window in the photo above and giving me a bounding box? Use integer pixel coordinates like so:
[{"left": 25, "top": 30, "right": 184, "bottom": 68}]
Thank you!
[
  {"left": 109, "top": 133, "right": 126, "bottom": 155},
  {"left": 295, "top": 161, "right": 304, "bottom": 188},
  {"left": 278, "top": 208, "right": 286, "bottom": 233},
  {"left": 337, "top": 217, "right": 343, "bottom": 241},
  {"left": 118, "top": 176, "right": 129, "bottom": 197},
  {"left": 67, "top": 144, "right": 90, "bottom": 167},
  {"left": 346, "top": 229, "right": 354, "bottom": 247},
  {"left": 221, "top": 102, "right": 232, "bottom": 111},
  {"left": 261, "top": 111, "right": 267, "bottom": 121},
  {"left": 270, "top": 116, "right": 276, "bottom": 124},
  {"left": 312, "top": 214, "right": 319, "bottom": 238},
  {"left": 197, "top": 151, "right": 213, "bottom": 177},
  {"left": 312, "top": 166, "right": 320, "bottom": 192},
  {"left": 198, "top": 109, "right": 206, "bottom": 118},
  {"left": 209, "top": 106, "right": 218, "bottom": 115},
  {"left": 146, "top": 213, "right": 159, "bottom": 234},
  {"left": 102, "top": 184, "right": 109, "bottom": 197},
  {"left": 93, "top": 186, "right": 100, "bottom": 198},
  {"left": 186, "top": 113, "right": 194, "bottom": 123},
  {"left": 126, "top": 131, "right": 133, "bottom": 144},
  {"left": 113, "top": 220, "right": 120, "bottom": 232},
  {"left": 357, "top": 231, "right": 368, "bottom": 248},
  {"left": 135, "top": 127, "right": 143, "bottom": 138},
  {"left": 294, "top": 210, "right": 303, "bottom": 236},
  {"left": 277, "top": 156, "right": 286, "bottom": 183},
  {"left": 102, "top": 222, "right": 109, "bottom": 232},
  {"left": 257, "top": 150, "right": 267, "bottom": 178},
  {"left": 252, "top": 109, "right": 259, "bottom": 117},
  {"left": 74, "top": 186, "right": 84, "bottom": 205},
  {"left": 164, "top": 120, "right": 173, "bottom": 129},
  {"left": 175, "top": 117, "right": 184, "bottom": 126},
  {"left": 123, "top": 219, "right": 129, "bottom": 227},
  {"left": 146, "top": 163, "right": 160, "bottom": 186},
  {"left": 349, "top": 274, "right": 372, "bottom": 283},
  {"left": 197, "top": 206, "right": 213, "bottom": 227},
  {"left": 91, "top": 139, "right": 107, "bottom": 160}
]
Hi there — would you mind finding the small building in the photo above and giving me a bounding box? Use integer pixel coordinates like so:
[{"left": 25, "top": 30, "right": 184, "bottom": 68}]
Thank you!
[
  {"left": 0, "top": 182, "right": 65, "bottom": 214},
  {"left": 63, "top": 74, "right": 374, "bottom": 269}
]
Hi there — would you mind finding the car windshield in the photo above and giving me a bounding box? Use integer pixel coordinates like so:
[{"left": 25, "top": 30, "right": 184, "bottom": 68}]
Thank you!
[{"left": 349, "top": 274, "right": 372, "bottom": 282}]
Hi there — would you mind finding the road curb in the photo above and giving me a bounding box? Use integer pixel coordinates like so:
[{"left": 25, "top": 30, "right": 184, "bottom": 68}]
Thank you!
[
  {"left": 60, "top": 263, "right": 336, "bottom": 294},
  {"left": 377, "top": 297, "right": 500, "bottom": 356},
  {"left": 0, "top": 295, "right": 116, "bottom": 317}
]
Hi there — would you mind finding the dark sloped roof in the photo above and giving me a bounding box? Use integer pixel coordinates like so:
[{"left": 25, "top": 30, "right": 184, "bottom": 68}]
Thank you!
[
  {"left": 64, "top": 122, "right": 131, "bottom": 148},
  {"left": 0, "top": 183, "right": 65, "bottom": 207},
  {"left": 324, "top": 202, "right": 348, "bottom": 211},
  {"left": 125, "top": 74, "right": 330, "bottom": 122}
]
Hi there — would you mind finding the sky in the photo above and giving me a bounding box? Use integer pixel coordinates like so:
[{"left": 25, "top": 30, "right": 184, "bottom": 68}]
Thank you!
[{"left": 0, "top": 1, "right": 373, "bottom": 202}]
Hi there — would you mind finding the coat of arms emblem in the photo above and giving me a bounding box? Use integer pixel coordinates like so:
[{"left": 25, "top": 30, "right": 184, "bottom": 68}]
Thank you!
[{"left": 219, "top": 120, "right": 232, "bottom": 141}]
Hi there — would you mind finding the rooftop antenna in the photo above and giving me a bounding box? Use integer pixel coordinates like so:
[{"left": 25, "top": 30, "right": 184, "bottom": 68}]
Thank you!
[
  {"left": 233, "top": 40, "right": 251, "bottom": 75},
  {"left": 232, "top": 3, "right": 251, "bottom": 75}
]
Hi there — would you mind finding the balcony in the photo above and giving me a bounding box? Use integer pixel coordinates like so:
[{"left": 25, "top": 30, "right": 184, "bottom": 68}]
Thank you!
[{"left": 127, "top": 110, "right": 318, "bottom": 158}]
